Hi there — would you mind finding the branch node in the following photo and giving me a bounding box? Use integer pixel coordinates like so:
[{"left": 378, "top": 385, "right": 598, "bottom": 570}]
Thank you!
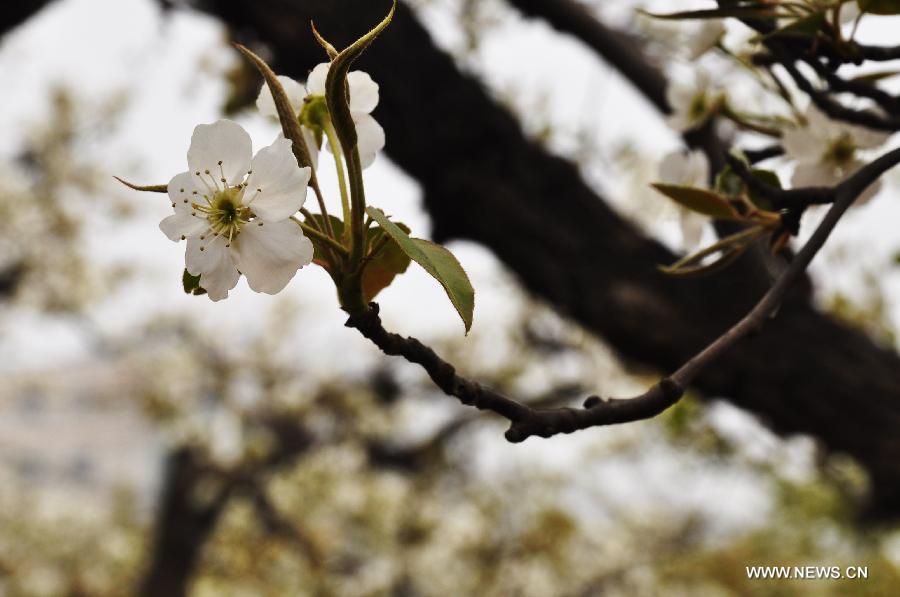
[{"left": 583, "top": 395, "right": 603, "bottom": 409}]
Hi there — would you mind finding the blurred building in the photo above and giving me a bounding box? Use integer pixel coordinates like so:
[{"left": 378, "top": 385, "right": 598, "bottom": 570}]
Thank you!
[{"left": 0, "top": 361, "right": 161, "bottom": 512}]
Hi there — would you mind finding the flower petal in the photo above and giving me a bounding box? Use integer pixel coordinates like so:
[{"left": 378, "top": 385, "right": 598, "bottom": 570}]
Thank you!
[
  {"left": 233, "top": 220, "right": 313, "bottom": 295},
  {"left": 187, "top": 120, "right": 253, "bottom": 189},
  {"left": 244, "top": 138, "right": 311, "bottom": 222},
  {"left": 185, "top": 236, "right": 240, "bottom": 301},
  {"left": 353, "top": 113, "right": 386, "bottom": 169},
  {"left": 848, "top": 123, "right": 891, "bottom": 150},
  {"left": 792, "top": 162, "right": 841, "bottom": 189},
  {"left": 256, "top": 75, "right": 307, "bottom": 119},
  {"left": 160, "top": 212, "right": 209, "bottom": 242},
  {"left": 686, "top": 21, "right": 724, "bottom": 60},
  {"left": 844, "top": 160, "right": 882, "bottom": 205},
  {"left": 659, "top": 150, "right": 709, "bottom": 187},
  {"left": 679, "top": 210, "right": 706, "bottom": 249},
  {"left": 782, "top": 126, "right": 823, "bottom": 164},
  {"left": 348, "top": 70, "right": 379, "bottom": 114},
  {"left": 167, "top": 171, "right": 201, "bottom": 213},
  {"left": 306, "top": 63, "right": 329, "bottom": 97}
]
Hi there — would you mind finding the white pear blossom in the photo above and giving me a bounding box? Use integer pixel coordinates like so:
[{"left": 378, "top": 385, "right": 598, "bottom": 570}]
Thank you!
[
  {"left": 161, "top": 120, "right": 314, "bottom": 301},
  {"left": 666, "top": 70, "right": 723, "bottom": 132},
  {"left": 256, "top": 64, "right": 385, "bottom": 169},
  {"left": 658, "top": 149, "right": 710, "bottom": 248},
  {"left": 685, "top": 21, "right": 725, "bottom": 60},
  {"left": 782, "top": 106, "right": 890, "bottom": 204}
]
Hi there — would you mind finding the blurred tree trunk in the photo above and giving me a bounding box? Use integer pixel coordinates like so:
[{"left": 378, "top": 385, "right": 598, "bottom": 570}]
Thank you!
[{"left": 137, "top": 449, "right": 228, "bottom": 597}]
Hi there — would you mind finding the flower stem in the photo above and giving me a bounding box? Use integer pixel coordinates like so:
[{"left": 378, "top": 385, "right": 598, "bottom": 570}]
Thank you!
[
  {"left": 291, "top": 216, "right": 349, "bottom": 257},
  {"left": 323, "top": 120, "right": 352, "bottom": 242}
]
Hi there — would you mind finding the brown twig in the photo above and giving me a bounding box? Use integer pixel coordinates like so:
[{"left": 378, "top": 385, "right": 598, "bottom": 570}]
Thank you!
[{"left": 347, "top": 147, "right": 900, "bottom": 442}]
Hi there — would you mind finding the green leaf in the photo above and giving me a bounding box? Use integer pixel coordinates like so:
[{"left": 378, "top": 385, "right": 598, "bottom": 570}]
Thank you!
[
  {"left": 651, "top": 184, "right": 741, "bottom": 220},
  {"left": 762, "top": 11, "right": 827, "bottom": 39},
  {"left": 858, "top": 0, "right": 900, "bottom": 15},
  {"left": 182, "top": 269, "right": 207, "bottom": 296},
  {"left": 714, "top": 167, "right": 745, "bottom": 197},
  {"left": 747, "top": 168, "right": 782, "bottom": 210},
  {"left": 235, "top": 44, "right": 316, "bottom": 171},
  {"left": 324, "top": 1, "right": 396, "bottom": 156},
  {"left": 366, "top": 207, "right": 475, "bottom": 333}
]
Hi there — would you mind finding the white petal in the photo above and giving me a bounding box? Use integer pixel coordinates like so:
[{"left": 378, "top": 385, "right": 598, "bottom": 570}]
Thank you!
[
  {"left": 658, "top": 151, "right": 687, "bottom": 184},
  {"left": 658, "top": 150, "right": 709, "bottom": 187},
  {"left": 855, "top": 178, "right": 882, "bottom": 205},
  {"left": 840, "top": 3, "right": 860, "bottom": 25},
  {"left": 167, "top": 171, "right": 201, "bottom": 213},
  {"left": 679, "top": 210, "right": 706, "bottom": 249},
  {"left": 666, "top": 80, "right": 694, "bottom": 116},
  {"left": 185, "top": 236, "right": 240, "bottom": 301},
  {"left": 353, "top": 113, "right": 386, "bottom": 169},
  {"left": 805, "top": 105, "right": 844, "bottom": 140},
  {"left": 233, "top": 220, "right": 314, "bottom": 295},
  {"left": 686, "top": 21, "right": 724, "bottom": 60},
  {"left": 256, "top": 75, "right": 307, "bottom": 118},
  {"left": 348, "top": 70, "right": 379, "bottom": 114},
  {"left": 306, "top": 63, "right": 330, "bottom": 96},
  {"left": 792, "top": 162, "right": 841, "bottom": 189},
  {"left": 187, "top": 120, "right": 253, "bottom": 189},
  {"left": 844, "top": 160, "right": 882, "bottom": 205},
  {"left": 160, "top": 212, "right": 209, "bottom": 242},
  {"left": 782, "top": 127, "right": 823, "bottom": 164},
  {"left": 244, "top": 138, "right": 311, "bottom": 222},
  {"left": 848, "top": 123, "right": 891, "bottom": 150}
]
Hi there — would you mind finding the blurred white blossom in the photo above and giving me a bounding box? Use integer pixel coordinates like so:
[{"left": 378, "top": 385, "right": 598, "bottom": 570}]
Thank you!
[
  {"left": 666, "top": 69, "right": 723, "bottom": 132},
  {"left": 782, "top": 105, "right": 890, "bottom": 204}
]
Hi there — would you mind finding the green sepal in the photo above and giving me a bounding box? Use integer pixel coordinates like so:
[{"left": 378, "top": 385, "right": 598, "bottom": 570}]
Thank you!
[
  {"left": 235, "top": 44, "right": 316, "bottom": 172},
  {"left": 323, "top": 1, "right": 396, "bottom": 156}
]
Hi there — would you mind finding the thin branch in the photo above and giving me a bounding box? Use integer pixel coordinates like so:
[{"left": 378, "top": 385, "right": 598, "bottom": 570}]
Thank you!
[
  {"left": 802, "top": 57, "right": 900, "bottom": 115},
  {"left": 347, "top": 147, "right": 900, "bottom": 442},
  {"left": 776, "top": 53, "right": 900, "bottom": 132},
  {"left": 853, "top": 42, "right": 900, "bottom": 62},
  {"left": 744, "top": 144, "right": 784, "bottom": 164}
]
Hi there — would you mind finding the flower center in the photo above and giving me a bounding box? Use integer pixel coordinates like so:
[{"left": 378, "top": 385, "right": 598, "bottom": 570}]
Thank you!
[
  {"left": 823, "top": 134, "right": 856, "bottom": 167},
  {"left": 196, "top": 187, "right": 249, "bottom": 244},
  {"left": 689, "top": 92, "right": 708, "bottom": 120}
]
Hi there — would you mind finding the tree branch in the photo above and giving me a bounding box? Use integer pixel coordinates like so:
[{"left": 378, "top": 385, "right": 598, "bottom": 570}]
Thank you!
[{"left": 348, "top": 146, "right": 900, "bottom": 442}]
